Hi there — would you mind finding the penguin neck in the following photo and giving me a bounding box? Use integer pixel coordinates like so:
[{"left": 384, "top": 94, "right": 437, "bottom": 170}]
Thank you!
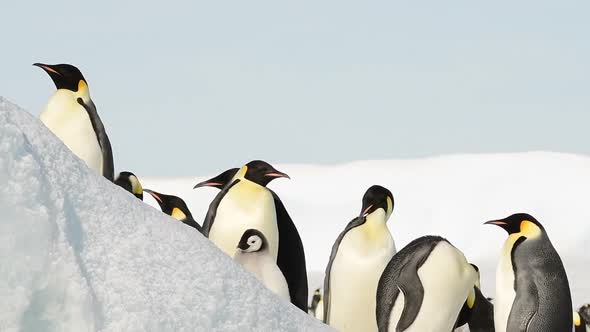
[{"left": 360, "top": 209, "right": 390, "bottom": 242}]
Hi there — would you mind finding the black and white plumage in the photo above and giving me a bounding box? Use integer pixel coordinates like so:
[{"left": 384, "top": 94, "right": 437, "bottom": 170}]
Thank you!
[
  {"left": 201, "top": 162, "right": 308, "bottom": 312},
  {"left": 35, "top": 63, "right": 114, "bottom": 181},
  {"left": 323, "top": 185, "right": 395, "bottom": 331},
  {"left": 376, "top": 236, "right": 477, "bottom": 332},
  {"left": 115, "top": 171, "right": 143, "bottom": 200},
  {"left": 144, "top": 189, "right": 202, "bottom": 233},
  {"left": 486, "top": 213, "right": 572, "bottom": 332}
]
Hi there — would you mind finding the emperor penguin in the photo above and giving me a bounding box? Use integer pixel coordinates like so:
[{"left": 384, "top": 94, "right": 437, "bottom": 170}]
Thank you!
[
  {"left": 193, "top": 168, "right": 239, "bottom": 190},
  {"left": 309, "top": 288, "right": 324, "bottom": 321},
  {"left": 144, "top": 189, "right": 202, "bottom": 233},
  {"left": 201, "top": 161, "right": 308, "bottom": 312},
  {"left": 455, "top": 264, "right": 494, "bottom": 332},
  {"left": 115, "top": 171, "right": 143, "bottom": 200},
  {"left": 376, "top": 235, "right": 477, "bottom": 332},
  {"left": 575, "top": 304, "right": 590, "bottom": 332},
  {"left": 234, "top": 229, "right": 290, "bottom": 301},
  {"left": 323, "top": 185, "right": 396, "bottom": 332},
  {"left": 485, "top": 213, "right": 572, "bottom": 332},
  {"left": 34, "top": 63, "right": 114, "bottom": 181}
]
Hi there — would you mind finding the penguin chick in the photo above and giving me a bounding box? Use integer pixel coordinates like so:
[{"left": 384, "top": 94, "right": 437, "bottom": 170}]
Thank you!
[
  {"left": 35, "top": 63, "right": 114, "bottom": 181},
  {"left": 144, "top": 189, "right": 201, "bottom": 233},
  {"left": 234, "top": 229, "right": 290, "bottom": 301},
  {"left": 115, "top": 171, "right": 143, "bottom": 200}
]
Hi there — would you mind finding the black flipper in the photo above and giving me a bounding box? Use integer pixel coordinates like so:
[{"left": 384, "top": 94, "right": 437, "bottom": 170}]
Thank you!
[
  {"left": 271, "top": 190, "right": 308, "bottom": 312},
  {"left": 376, "top": 236, "right": 445, "bottom": 332},
  {"left": 77, "top": 98, "right": 114, "bottom": 181},
  {"left": 323, "top": 216, "right": 366, "bottom": 323},
  {"left": 201, "top": 179, "right": 240, "bottom": 237},
  {"left": 182, "top": 217, "right": 203, "bottom": 233}
]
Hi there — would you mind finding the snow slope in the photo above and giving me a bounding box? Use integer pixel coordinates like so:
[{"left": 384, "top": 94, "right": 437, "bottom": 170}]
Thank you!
[
  {"left": 0, "top": 97, "right": 330, "bottom": 332},
  {"left": 143, "top": 154, "right": 590, "bottom": 307}
]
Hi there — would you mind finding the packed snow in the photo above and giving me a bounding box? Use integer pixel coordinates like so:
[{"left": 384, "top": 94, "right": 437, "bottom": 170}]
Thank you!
[
  {"left": 0, "top": 97, "right": 330, "bottom": 331},
  {"left": 2, "top": 95, "right": 589, "bottom": 331},
  {"left": 143, "top": 153, "right": 590, "bottom": 308}
]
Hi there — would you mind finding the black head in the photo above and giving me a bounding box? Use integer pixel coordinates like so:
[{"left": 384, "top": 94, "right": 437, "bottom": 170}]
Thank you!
[
  {"left": 144, "top": 189, "right": 192, "bottom": 221},
  {"left": 34, "top": 63, "right": 87, "bottom": 92},
  {"left": 115, "top": 171, "right": 143, "bottom": 200},
  {"left": 242, "top": 160, "right": 289, "bottom": 187},
  {"left": 237, "top": 229, "right": 268, "bottom": 252},
  {"left": 360, "top": 185, "right": 394, "bottom": 218},
  {"left": 484, "top": 213, "right": 545, "bottom": 235},
  {"left": 193, "top": 168, "right": 239, "bottom": 190}
]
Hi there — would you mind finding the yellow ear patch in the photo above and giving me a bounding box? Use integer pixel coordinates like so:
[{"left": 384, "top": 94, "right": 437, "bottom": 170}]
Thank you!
[
  {"left": 171, "top": 207, "right": 187, "bottom": 221},
  {"left": 78, "top": 80, "right": 88, "bottom": 92},
  {"left": 386, "top": 196, "right": 393, "bottom": 216},
  {"left": 129, "top": 176, "right": 143, "bottom": 196},
  {"left": 520, "top": 220, "right": 541, "bottom": 238},
  {"left": 574, "top": 312, "right": 581, "bottom": 326},
  {"left": 234, "top": 165, "right": 248, "bottom": 181},
  {"left": 467, "top": 287, "right": 476, "bottom": 309}
]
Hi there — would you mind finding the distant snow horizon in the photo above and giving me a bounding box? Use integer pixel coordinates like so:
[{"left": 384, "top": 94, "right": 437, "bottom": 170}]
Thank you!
[{"left": 142, "top": 151, "right": 590, "bottom": 306}]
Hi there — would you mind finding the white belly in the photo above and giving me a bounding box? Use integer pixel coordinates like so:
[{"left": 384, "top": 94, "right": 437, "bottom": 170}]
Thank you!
[
  {"left": 314, "top": 299, "right": 324, "bottom": 321},
  {"left": 40, "top": 91, "right": 102, "bottom": 173},
  {"left": 494, "top": 238, "right": 517, "bottom": 332},
  {"left": 328, "top": 221, "right": 395, "bottom": 332},
  {"left": 388, "top": 241, "right": 477, "bottom": 332},
  {"left": 234, "top": 251, "right": 290, "bottom": 301},
  {"left": 209, "top": 181, "right": 279, "bottom": 259}
]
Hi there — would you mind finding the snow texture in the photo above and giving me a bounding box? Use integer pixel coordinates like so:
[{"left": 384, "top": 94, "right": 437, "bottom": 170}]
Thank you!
[
  {"left": 143, "top": 152, "right": 590, "bottom": 309},
  {"left": 0, "top": 97, "right": 330, "bottom": 332}
]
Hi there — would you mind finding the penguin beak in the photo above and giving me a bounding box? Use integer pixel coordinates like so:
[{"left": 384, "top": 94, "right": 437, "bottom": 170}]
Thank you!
[
  {"left": 193, "top": 180, "right": 223, "bottom": 189},
  {"left": 33, "top": 63, "right": 61, "bottom": 76},
  {"left": 144, "top": 189, "right": 163, "bottom": 203},
  {"left": 484, "top": 220, "right": 507, "bottom": 226},
  {"left": 265, "top": 170, "right": 290, "bottom": 179},
  {"left": 361, "top": 204, "right": 374, "bottom": 217},
  {"left": 237, "top": 242, "right": 249, "bottom": 251},
  {"left": 484, "top": 220, "right": 508, "bottom": 230}
]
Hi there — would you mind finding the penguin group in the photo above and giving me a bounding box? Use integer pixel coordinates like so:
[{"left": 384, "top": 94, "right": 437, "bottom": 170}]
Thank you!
[{"left": 34, "top": 62, "right": 584, "bottom": 331}]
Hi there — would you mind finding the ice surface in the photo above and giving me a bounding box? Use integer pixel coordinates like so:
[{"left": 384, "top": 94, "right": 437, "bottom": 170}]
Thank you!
[
  {"left": 143, "top": 153, "right": 590, "bottom": 308},
  {"left": 0, "top": 97, "right": 330, "bottom": 332}
]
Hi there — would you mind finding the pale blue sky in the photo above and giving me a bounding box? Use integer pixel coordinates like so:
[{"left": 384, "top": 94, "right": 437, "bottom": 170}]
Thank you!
[{"left": 2, "top": 1, "right": 589, "bottom": 176}]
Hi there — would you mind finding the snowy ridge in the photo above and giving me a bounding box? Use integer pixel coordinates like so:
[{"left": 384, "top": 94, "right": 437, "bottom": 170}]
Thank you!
[
  {"left": 0, "top": 97, "right": 330, "bottom": 331},
  {"left": 143, "top": 154, "right": 590, "bottom": 306}
]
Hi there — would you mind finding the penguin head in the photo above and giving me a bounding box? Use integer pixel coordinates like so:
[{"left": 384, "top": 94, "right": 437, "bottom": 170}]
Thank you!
[
  {"left": 239, "top": 160, "right": 290, "bottom": 187},
  {"left": 313, "top": 288, "right": 321, "bottom": 298},
  {"left": 360, "top": 185, "right": 394, "bottom": 220},
  {"left": 144, "top": 189, "right": 192, "bottom": 221},
  {"left": 34, "top": 63, "right": 88, "bottom": 93},
  {"left": 193, "top": 168, "right": 239, "bottom": 190},
  {"left": 115, "top": 171, "right": 143, "bottom": 200},
  {"left": 237, "top": 229, "right": 268, "bottom": 253},
  {"left": 484, "top": 213, "right": 544, "bottom": 238}
]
